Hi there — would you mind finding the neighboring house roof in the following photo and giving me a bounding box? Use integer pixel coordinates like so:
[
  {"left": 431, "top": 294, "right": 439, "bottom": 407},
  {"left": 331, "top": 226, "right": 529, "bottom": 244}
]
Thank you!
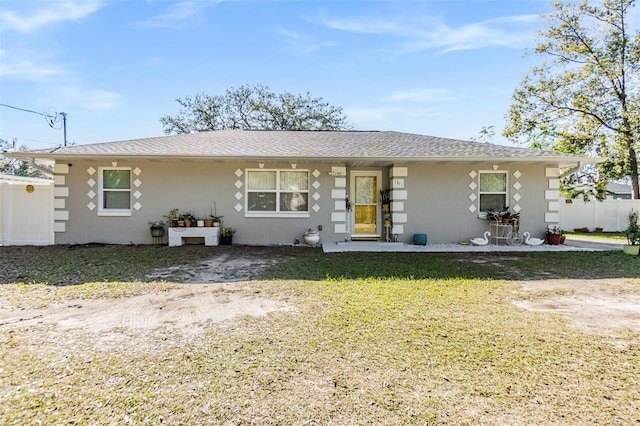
[
  {"left": 8, "top": 130, "right": 602, "bottom": 167},
  {"left": 606, "top": 182, "right": 632, "bottom": 194}
]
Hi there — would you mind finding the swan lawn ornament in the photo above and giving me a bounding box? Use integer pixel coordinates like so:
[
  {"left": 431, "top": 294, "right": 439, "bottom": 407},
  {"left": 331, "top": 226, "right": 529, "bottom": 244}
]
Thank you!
[
  {"left": 470, "top": 231, "right": 491, "bottom": 246},
  {"left": 523, "top": 232, "right": 545, "bottom": 246}
]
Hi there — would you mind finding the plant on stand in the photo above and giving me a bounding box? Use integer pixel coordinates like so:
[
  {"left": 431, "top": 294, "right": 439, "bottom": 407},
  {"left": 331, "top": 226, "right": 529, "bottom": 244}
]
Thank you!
[
  {"left": 148, "top": 220, "right": 166, "bottom": 238},
  {"left": 164, "top": 208, "right": 180, "bottom": 227},
  {"left": 182, "top": 211, "right": 196, "bottom": 228},
  {"left": 624, "top": 209, "right": 639, "bottom": 256},
  {"left": 209, "top": 203, "right": 223, "bottom": 227}
]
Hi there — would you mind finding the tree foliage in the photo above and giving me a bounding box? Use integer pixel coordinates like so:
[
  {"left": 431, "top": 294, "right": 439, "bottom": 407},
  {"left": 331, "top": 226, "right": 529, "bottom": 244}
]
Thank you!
[
  {"left": 160, "top": 83, "right": 352, "bottom": 134},
  {"left": 504, "top": 0, "right": 640, "bottom": 199},
  {"left": 0, "top": 140, "right": 51, "bottom": 178}
]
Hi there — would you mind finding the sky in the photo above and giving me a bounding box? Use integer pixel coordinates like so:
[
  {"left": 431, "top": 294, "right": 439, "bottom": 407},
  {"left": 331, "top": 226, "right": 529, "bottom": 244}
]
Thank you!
[{"left": 0, "top": 0, "right": 560, "bottom": 150}]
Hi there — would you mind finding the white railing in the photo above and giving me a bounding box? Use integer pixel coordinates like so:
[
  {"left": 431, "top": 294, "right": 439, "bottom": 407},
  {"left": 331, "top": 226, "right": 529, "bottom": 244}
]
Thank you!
[{"left": 559, "top": 198, "right": 640, "bottom": 232}]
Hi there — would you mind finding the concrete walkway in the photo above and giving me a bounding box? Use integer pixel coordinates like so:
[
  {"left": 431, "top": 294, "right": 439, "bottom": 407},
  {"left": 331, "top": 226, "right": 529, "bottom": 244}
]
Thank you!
[{"left": 322, "top": 236, "right": 624, "bottom": 253}]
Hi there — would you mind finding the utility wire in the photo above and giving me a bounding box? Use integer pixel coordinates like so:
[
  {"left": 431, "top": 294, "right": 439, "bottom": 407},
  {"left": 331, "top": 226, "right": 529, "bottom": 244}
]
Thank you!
[
  {"left": 0, "top": 102, "right": 64, "bottom": 130},
  {"left": 0, "top": 103, "right": 50, "bottom": 117}
]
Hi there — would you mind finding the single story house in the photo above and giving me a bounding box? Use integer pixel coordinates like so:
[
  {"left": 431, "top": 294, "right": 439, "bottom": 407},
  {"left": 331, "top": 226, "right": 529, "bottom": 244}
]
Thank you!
[{"left": 7, "top": 130, "right": 601, "bottom": 246}]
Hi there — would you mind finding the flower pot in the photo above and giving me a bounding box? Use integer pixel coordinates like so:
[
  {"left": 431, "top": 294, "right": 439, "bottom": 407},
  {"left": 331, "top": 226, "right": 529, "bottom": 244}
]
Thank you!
[
  {"left": 197, "top": 220, "right": 204, "bottom": 227},
  {"left": 220, "top": 235, "right": 233, "bottom": 245},
  {"left": 546, "top": 233, "right": 563, "bottom": 245},
  {"left": 304, "top": 233, "right": 320, "bottom": 246},
  {"left": 413, "top": 234, "right": 427, "bottom": 246},
  {"left": 150, "top": 226, "right": 164, "bottom": 238},
  {"left": 204, "top": 220, "right": 213, "bottom": 227},
  {"left": 623, "top": 245, "right": 640, "bottom": 256}
]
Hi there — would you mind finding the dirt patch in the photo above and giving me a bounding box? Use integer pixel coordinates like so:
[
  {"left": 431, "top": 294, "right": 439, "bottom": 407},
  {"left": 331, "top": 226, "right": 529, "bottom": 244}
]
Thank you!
[
  {"left": 0, "top": 282, "right": 293, "bottom": 336},
  {"left": 144, "top": 251, "right": 282, "bottom": 283},
  {"left": 513, "top": 278, "right": 640, "bottom": 343},
  {"left": 0, "top": 250, "right": 292, "bottom": 336}
]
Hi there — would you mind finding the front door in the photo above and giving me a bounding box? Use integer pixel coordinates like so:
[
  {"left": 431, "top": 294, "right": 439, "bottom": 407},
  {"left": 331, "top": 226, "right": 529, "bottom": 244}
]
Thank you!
[{"left": 351, "top": 171, "right": 381, "bottom": 238}]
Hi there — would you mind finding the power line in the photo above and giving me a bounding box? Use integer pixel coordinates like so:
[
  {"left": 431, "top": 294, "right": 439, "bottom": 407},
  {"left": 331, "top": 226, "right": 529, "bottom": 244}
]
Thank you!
[
  {"left": 0, "top": 103, "right": 68, "bottom": 146},
  {"left": 0, "top": 103, "right": 51, "bottom": 117},
  {"left": 0, "top": 135, "right": 60, "bottom": 146}
]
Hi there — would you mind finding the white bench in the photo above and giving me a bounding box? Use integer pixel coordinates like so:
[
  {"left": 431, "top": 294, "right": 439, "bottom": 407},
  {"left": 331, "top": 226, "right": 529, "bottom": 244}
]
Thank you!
[{"left": 168, "top": 227, "right": 220, "bottom": 247}]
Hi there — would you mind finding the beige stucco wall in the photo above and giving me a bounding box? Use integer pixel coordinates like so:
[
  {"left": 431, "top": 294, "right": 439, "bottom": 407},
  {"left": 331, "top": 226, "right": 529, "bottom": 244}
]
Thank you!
[
  {"left": 52, "top": 159, "right": 557, "bottom": 245},
  {"left": 398, "top": 163, "right": 551, "bottom": 244}
]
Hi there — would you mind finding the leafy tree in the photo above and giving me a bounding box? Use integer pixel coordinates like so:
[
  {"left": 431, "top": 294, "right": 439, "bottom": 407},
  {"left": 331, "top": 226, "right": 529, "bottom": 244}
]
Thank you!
[
  {"left": 470, "top": 125, "right": 496, "bottom": 143},
  {"left": 504, "top": 0, "right": 640, "bottom": 199},
  {"left": 160, "top": 83, "right": 352, "bottom": 134}
]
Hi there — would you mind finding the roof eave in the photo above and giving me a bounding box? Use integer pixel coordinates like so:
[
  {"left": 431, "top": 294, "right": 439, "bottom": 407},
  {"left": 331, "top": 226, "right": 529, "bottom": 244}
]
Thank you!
[{"left": 5, "top": 152, "right": 604, "bottom": 167}]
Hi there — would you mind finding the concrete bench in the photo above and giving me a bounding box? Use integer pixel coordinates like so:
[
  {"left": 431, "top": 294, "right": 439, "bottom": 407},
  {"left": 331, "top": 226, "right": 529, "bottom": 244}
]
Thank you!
[{"left": 168, "top": 227, "right": 220, "bottom": 247}]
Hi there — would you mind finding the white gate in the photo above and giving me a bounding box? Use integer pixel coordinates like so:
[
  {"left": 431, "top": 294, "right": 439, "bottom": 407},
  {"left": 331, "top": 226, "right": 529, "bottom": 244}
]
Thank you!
[{"left": 0, "top": 175, "right": 54, "bottom": 245}]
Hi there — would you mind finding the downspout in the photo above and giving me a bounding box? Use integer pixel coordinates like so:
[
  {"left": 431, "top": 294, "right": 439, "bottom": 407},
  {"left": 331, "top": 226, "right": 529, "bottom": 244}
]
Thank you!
[
  {"left": 560, "top": 161, "right": 582, "bottom": 179},
  {"left": 28, "top": 158, "right": 54, "bottom": 176}
]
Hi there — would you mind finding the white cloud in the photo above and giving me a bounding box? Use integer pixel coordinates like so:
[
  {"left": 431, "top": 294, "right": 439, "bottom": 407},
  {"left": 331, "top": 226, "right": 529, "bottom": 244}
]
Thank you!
[
  {"left": 276, "top": 26, "right": 340, "bottom": 54},
  {"left": 137, "top": 1, "right": 202, "bottom": 28},
  {"left": 59, "top": 87, "right": 122, "bottom": 111},
  {"left": 0, "top": 0, "right": 104, "bottom": 33},
  {"left": 80, "top": 89, "right": 122, "bottom": 111},
  {"left": 0, "top": 50, "right": 66, "bottom": 80},
  {"left": 386, "top": 88, "right": 465, "bottom": 103},
  {"left": 346, "top": 105, "right": 444, "bottom": 129},
  {"left": 316, "top": 13, "right": 541, "bottom": 53}
]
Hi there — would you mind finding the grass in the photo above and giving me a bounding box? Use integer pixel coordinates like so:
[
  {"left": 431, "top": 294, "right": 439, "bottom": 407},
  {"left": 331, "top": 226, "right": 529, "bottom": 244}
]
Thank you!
[
  {"left": 0, "top": 245, "right": 639, "bottom": 424},
  {"left": 565, "top": 231, "right": 627, "bottom": 242}
]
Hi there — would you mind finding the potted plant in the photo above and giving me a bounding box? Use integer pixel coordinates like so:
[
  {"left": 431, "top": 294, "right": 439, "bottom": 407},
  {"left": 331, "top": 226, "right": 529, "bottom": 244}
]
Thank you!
[
  {"left": 148, "top": 220, "right": 165, "bottom": 238},
  {"left": 485, "top": 209, "right": 499, "bottom": 222},
  {"left": 546, "top": 225, "right": 565, "bottom": 245},
  {"left": 182, "top": 211, "right": 196, "bottom": 228},
  {"left": 164, "top": 208, "right": 180, "bottom": 227},
  {"left": 209, "top": 204, "right": 223, "bottom": 227},
  {"left": 379, "top": 188, "right": 391, "bottom": 210},
  {"left": 304, "top": 228, "right": 320, "bottom": 246},
  {"left": 624, "top": 209, "right": 639, "bottom": 256},
  {"left": 220, "top": 227, "right": 235, "bottom": 245}
]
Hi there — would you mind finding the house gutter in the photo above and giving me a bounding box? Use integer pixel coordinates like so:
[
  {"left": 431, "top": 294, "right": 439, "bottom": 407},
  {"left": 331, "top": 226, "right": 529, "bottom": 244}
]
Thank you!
[
  {"left": 560, "top": 162, "right": 583, "bottom": 179},
  {"left": 28, "top": 158, "right": 54, "bottom": 176}
]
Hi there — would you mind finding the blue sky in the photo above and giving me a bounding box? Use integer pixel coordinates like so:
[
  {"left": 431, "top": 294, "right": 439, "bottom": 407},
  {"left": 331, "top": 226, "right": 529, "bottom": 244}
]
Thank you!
[{"left": 1, "top": 0, "right": 555, "bottom": 149}]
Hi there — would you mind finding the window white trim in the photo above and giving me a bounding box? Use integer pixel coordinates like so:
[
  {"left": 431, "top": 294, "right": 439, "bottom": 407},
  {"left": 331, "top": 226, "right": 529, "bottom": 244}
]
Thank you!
[
  {"left": 477, "top": 170, "right": 508, "bottom": 217},
  {"left": 97, "top": 167, "right": 132, "bottom": 217},
  {"left": 244, "top": 168, "right": 310, "bottom": 218}
]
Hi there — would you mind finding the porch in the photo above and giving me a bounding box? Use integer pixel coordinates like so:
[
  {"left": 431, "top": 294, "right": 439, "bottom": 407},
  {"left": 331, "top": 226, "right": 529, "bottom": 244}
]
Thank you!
[{"left": 322, "top": 236, "right": 624, "bottom": 253}]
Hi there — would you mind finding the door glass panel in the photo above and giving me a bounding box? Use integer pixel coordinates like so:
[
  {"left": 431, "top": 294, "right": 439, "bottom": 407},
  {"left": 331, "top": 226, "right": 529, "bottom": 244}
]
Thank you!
[
  {"left": 353, "top": 175, "right": 378, "bottom": 235},
  {"left": 355, "top": 176, "right": 377, "bottom": 204},
  {"left": 354, "top": 205, "right": 377, "bottom": 233}
]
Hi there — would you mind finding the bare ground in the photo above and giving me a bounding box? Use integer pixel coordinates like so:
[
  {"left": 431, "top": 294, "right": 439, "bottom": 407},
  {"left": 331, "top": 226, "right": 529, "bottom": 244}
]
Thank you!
[
  {"left": 0, "top": 250, "right": 637, "bottom": 342},
  {"left": 512, "top": 278, "right": 640, "bottom": 342}
]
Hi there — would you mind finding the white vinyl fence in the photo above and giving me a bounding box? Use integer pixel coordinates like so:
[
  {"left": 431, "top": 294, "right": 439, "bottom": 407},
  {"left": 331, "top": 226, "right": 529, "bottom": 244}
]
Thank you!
[
  {"left": 0, "top": 175, "right": 54, "bottom": 245},
  {"left": 559, "top": 198, "right": 640, "bottom": 232}
]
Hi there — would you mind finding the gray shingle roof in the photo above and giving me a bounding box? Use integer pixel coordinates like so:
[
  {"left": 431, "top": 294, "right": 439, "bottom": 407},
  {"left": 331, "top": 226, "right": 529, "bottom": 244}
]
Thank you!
[{"left": 14, "top": 130, "right": 598, "bottom": 164}]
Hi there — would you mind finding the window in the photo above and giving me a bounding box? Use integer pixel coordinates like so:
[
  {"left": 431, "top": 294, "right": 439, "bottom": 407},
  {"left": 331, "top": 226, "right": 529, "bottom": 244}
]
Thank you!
[
  {"left": 98, "top": 167, "right": 131, "bottom": 216},
  {"left": 246, "top": 169, "right": 309, "bottom": 217},
  {"left": 479, "top": 171, "right": 507, "bottom": 213}
]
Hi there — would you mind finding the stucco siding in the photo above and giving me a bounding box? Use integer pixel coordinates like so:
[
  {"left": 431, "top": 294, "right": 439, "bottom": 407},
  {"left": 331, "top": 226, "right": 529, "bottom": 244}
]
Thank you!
[
  {"left": 56, "top": 160, "right": 337, "bottom": 245},
  {"left": 56, "top": 159, "right": 558, "bottom": 246},
  {"left": 400, "top": 163, "right": 550, "bottom": 243}
]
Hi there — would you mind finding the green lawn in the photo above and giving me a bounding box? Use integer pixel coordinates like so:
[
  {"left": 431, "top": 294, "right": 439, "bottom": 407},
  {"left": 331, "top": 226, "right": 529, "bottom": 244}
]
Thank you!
[{"left": 0, "top": 245, "right": 638, "bottom": 424}]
